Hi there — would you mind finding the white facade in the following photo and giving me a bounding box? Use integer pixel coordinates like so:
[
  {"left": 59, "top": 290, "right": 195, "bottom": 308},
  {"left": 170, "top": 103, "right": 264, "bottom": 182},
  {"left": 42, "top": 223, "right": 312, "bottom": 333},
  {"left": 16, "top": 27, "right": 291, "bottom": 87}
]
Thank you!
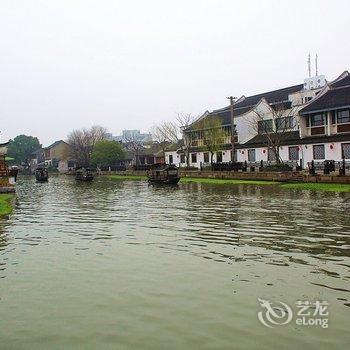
[
  {"left": 165, "top": 71, "right": 350, "bottom": 169},
  {"left": 167, "top": 142, "right": 348, "bottom": 168}
]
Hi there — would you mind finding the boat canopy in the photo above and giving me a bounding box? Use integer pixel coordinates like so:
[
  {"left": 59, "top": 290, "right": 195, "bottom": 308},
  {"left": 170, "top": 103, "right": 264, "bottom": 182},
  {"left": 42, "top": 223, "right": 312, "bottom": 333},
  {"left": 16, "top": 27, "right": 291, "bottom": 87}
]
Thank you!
[{"left": 0, "top": 142, "right": 10, "bottom": 156}]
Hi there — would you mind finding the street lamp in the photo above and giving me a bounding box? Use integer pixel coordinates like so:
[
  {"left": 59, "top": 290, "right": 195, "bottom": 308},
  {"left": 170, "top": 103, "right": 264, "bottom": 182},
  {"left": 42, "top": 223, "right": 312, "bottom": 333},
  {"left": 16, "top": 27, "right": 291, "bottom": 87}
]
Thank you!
[{"left": 227, "top": 96, "right": 237, "bottom": 162}]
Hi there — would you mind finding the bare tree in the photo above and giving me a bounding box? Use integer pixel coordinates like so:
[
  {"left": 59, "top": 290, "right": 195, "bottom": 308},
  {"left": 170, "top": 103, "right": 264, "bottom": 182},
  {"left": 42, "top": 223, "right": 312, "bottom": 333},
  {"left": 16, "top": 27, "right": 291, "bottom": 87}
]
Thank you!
[
  {"left": 196, "top": 115, "right": 226, "bottom": 164},
  {"left": 247, "top": 103, "right": 297, "bottom": 163},
  {"left": 123, "top": 133, "right": 143, "bottom": 165},
  {"left": 160, "top": 113, "right": 194, "bottom": 167},
  {"left": 67, "top": 125, "right": 108, "bottom": 166},
  {"left": 152, "top": 123, "right": 171, "bottom": 157}
]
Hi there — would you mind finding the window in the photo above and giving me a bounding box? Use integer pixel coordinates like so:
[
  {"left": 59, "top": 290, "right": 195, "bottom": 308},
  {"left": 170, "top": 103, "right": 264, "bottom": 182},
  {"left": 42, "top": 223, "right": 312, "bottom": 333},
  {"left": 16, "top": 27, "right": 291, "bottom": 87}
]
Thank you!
[
  {"left": 288, "top": 146, "right": 299, "bottom": 161},
  {"left": 313, "top": 145, "right": 325, "bottom": 160},
  {"left": 248, "top": 149, "right": 256, "bottom": 162},
  {"left": 191, "top": 153, "right": 197, "bottom": 163},
  {"left": 331, "top": 111, "right": 336, "bottom": 124},
  {"left": 216, "top": 151, "right": 223, "bottom": 163},
  {"left": 231, "top": 149, "right": 237, "bottom": 162},
  {"left": 267, "top": 148, "right": 276, "bottom": 162},
  {"left": 169, "top": 155, "right": 173, "bottom": 164},
  {"left": 276, "top": 116, "right": 294, "bottom": 131},
  {"left": 203, "top": 152, "right": 209, "bottom": 163},
  {"left": 342, "top": 143, "right": 350, "bottom": 159},
  {"left": 310, "top": 113, "right": 326, "bottom": 127},
  {"left": 258, "top": 119, "right": 273, "bottom": 134},
  {"left": 180, "top": 154, "right": 185, "bottom": 164},
  {"left": 337, "top": 109, "right": 350, "bottom": 124}
]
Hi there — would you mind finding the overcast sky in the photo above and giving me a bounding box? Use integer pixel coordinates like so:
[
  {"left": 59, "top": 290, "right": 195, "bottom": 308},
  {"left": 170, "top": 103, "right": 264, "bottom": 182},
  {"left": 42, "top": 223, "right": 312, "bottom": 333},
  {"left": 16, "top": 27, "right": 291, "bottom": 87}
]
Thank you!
[{"left": 1, "top": 0, "right": 349, "bottom": 145}]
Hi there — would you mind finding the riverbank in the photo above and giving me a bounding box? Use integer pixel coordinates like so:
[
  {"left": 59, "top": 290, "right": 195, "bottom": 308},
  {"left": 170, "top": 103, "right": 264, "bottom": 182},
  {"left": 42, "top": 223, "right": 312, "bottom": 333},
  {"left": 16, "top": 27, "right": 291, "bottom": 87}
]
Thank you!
[
  {"left": 107, "top": 175, "right": 277, "bottom": 185},
  {"left": 107, "top": 174, "right": 350, "bottom": 192},
  {"left": 0, "top": 194, "right": 14, "bottom": 216},
  {"left": 280, "top": 183, "right": 350, "bottom": 192}
]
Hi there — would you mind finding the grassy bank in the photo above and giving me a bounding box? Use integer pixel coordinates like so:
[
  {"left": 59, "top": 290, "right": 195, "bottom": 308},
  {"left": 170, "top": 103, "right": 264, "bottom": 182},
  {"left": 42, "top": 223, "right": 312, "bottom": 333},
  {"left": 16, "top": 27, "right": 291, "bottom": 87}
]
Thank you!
[
  {"left": 0, "top": 194, "right": 14, "bottom": 216},
  {"left": 180, "top": 177, "right": 278, "bottom": 185},
  {"left": 107, "top": 174, "right": 350, "bottom": 192},
  {"left": 280, "top": 183, "right": 350, "bottom": 192},
  {"left": 108, "top": 175, "right": 278, "bottom": 185},
  {"left": 108, "top": 175, "right": 148, "bottom": 181}
]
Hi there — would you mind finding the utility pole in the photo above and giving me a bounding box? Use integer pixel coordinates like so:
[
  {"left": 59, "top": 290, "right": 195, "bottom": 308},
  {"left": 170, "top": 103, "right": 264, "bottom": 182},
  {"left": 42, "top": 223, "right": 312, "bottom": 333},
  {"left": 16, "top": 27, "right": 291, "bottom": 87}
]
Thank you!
[{"left": 227, "top": 96, "right": 237, "bottom": 162}]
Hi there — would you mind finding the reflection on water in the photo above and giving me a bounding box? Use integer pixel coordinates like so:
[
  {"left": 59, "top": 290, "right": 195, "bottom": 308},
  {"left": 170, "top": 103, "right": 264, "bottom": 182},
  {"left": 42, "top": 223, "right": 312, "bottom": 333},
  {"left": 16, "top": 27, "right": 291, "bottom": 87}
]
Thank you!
[{"left": 0, "top": 176, "right": 350, "bottom": 349}]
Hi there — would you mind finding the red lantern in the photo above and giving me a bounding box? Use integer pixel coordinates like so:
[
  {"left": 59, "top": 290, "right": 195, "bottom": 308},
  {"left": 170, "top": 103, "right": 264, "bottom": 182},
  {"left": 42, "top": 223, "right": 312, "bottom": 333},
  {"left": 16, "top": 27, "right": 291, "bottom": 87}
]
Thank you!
[
  {"left": 330, "top": 144, "right": 334, "bottom": 150},
  {"left": 263, "top": 149, "right": 266, "bottom": 154}
]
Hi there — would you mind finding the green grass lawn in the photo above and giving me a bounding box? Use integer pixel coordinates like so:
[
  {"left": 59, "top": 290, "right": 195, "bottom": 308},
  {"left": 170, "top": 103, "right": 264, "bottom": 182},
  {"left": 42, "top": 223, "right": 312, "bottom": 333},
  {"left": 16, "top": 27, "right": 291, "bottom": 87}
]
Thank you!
[
  {"left": 179, "top": 177, "right": 278, "bottom": 185},
  {"left": 108, "top": 175, "right": 278, "bottom": 185},
  {"left": 0, "top": 194, "right": 14, "bottom": 216},
  {"left": 108, "top": 175, "right": 148, "bottom": 181},
  {"left": 280, "top": 182, "right": 350, "bottom": 192}
]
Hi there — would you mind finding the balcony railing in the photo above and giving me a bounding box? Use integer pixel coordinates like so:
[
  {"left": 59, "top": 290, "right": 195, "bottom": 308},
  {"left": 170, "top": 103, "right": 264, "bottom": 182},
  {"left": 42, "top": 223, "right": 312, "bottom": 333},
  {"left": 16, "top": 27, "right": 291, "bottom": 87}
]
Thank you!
[
  {"left": 337, "top": 123, "right": 350, "bottom": 133},
  {"left": 307, "top": 126, "right": 325, "bottom": 136}
]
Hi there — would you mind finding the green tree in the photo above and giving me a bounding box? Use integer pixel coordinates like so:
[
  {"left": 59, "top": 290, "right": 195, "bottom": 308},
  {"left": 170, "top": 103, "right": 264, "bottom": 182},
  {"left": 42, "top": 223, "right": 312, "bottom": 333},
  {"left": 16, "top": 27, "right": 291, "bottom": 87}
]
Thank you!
[
  {"left": 197, "top": 115, "right": 226, "bottom": 164},
  {"left": 7, "top": 135, "right": 41, "bottom": 166},
  {"left": 91, "top": 140, "right": 125, "bottom": 167}
]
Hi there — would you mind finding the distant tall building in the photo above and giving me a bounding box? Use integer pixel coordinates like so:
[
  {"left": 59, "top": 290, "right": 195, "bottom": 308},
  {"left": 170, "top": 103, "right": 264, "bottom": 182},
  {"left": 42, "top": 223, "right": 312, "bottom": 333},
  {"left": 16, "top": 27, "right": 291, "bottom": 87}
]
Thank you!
[{"left": 113, "top": 130, "right": 152, "bottom": 143}]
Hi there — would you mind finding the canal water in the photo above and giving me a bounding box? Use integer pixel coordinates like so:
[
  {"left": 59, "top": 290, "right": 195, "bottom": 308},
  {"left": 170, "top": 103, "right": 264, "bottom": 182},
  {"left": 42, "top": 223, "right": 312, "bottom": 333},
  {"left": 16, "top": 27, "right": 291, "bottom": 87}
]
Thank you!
[{"left": 0, "top": 176, "right": 349, "bottom": 349}]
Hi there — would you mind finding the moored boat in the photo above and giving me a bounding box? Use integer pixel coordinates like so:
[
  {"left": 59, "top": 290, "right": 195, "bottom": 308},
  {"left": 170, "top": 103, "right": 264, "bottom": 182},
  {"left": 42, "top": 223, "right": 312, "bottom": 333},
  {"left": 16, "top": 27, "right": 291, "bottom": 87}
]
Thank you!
[
  {"left": 75, "top": 167, "right": 94, "bottom": 182},
  {"left": 147, "top": 164, "right": 180, "bottom": 185},
  {"left": 35, "top": 168, "right": 49, "bottom": 182}
]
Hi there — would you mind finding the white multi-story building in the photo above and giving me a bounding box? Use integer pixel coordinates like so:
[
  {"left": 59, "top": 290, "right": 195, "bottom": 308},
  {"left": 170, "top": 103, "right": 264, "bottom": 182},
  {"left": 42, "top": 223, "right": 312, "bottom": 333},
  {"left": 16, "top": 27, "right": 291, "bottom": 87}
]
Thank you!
[{"left": 165, "top": 71, "right": 350, "bottom": 169}]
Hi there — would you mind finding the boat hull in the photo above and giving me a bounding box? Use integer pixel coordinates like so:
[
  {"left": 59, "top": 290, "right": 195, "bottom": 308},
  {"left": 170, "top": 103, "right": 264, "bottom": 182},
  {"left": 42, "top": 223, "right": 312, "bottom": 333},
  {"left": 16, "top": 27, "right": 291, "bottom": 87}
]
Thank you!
[
  {"left": 36, "top": 177, "right": 48, "bottom": 183},
  {"left": 75, "top": 175, "right": 94, "bottom": 182},
  {"left": 35, "top": 170, "right": 48, "bottom": 183},
  {"left": 148, "top": 177, "right": 180, "bottom": 185}
]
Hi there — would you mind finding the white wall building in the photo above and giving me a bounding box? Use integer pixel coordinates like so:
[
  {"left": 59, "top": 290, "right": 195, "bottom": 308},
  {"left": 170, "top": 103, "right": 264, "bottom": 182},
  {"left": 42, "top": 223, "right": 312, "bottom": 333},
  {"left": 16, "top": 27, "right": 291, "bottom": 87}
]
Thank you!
[{"left": 165, "top": 71, "right": 350, "bottom": 169}]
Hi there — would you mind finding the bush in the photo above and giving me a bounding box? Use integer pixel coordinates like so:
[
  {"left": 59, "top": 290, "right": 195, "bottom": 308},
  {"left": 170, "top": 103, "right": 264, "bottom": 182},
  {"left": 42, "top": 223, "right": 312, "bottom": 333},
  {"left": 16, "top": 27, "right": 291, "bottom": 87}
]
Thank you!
[{"left": 263, "top": 163, "right": 293, "bottom": 172}]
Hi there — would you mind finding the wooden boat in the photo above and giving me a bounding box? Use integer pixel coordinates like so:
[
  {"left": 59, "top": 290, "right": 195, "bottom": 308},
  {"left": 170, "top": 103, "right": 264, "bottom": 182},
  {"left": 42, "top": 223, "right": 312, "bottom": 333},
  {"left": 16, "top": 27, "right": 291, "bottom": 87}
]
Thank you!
[
  {"left": 147, "top": 164, "right": 180, "bottom": 185},
  {"left": 35, "top": 168, "right": 48, "bottom": 182},
  {"left": 75, "top": 167, "right": 94, "bottom": 182}
]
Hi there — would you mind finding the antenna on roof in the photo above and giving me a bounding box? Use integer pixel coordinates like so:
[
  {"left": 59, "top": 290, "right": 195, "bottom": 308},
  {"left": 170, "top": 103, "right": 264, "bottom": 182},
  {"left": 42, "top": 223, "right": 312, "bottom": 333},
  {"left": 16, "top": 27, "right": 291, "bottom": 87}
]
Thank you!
[
  {"left": 307, "top": 53, "right": 311, "bottom": 78},
  {"left": 315, "top": 53, "right": 318, "bottom": 76}
]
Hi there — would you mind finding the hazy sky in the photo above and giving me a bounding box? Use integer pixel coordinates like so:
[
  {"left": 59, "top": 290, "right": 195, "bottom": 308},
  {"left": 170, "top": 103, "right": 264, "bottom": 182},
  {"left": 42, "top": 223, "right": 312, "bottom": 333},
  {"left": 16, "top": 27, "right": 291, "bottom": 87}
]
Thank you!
[{"left": 1, "top": 0, "right": 349, "bottom": 145}]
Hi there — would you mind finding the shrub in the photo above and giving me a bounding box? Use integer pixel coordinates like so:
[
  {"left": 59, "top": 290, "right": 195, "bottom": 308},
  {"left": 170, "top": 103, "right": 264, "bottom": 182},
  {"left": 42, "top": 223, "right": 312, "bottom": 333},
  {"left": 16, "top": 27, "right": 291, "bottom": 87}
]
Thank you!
[{"left": 263, "top": 163, "right": 293, "bottom": 172}]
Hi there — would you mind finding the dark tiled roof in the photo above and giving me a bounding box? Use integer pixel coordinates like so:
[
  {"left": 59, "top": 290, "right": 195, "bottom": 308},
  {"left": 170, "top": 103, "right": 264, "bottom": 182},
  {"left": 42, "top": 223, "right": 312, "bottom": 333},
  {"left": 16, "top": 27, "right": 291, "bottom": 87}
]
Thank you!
[
  {"left": 236, "top": 131, "right": 301, "bottom": 148},
  {"left": 300, "top": 133, "right": 350, "bottom": 145},
  {"left": 237, "top": 131, "right": 350, "bottom": 149},
  {"left": 187, "top": 83, "right": 303, "bottom": 129},
  {"left": 330, "top": 73, "right": 350, "bottom": 88},
  {"left": 299, "top": 85, "right": 350, "bottom": 114},
  {"left": 214, "top": 83, "right": 303, "bottom": 117},
  {"left": 211, "top": 106, "right": 253, "bottom": 125},
  {"left": 138, "top": 143, "right": 167, "bottom": 156},
  {"left": 300, "top": 72, "right": 350, "bottom": 114}
]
